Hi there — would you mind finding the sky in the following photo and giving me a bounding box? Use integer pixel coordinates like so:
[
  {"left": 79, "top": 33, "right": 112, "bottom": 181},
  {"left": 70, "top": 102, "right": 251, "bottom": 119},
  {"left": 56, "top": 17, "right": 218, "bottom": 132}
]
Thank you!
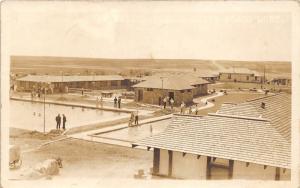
[{"left": 2, "top": 1, "right": 292, "bottom": 62}]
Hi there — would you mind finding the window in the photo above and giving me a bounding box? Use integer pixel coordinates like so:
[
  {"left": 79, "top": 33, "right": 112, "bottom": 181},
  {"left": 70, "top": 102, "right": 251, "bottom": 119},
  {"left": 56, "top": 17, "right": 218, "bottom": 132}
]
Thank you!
[
  {"left": 147, "top": 88, "right": 153, "bottom": 91},
  {"left": 187, "top": 89, "right": 192, "bottom": 92},
  {"left": 180, "top": 90, "right": 185, "bottom": 93}
]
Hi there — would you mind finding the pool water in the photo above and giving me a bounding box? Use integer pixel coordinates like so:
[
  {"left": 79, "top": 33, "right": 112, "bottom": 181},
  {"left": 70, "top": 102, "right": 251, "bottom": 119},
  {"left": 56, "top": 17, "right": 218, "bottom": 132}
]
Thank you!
[
  {"left": 10, "top": 100, "right": 129, "bottom": 132},
  {"left": 99, "top": 119, "right": 171, "bottom": 142}
]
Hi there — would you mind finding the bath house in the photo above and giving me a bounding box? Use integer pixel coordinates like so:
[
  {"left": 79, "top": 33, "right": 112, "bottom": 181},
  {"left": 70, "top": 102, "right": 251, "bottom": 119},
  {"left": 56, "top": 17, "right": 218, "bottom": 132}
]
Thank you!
[
  {"left": 132, "top": 75, "right": 209, "bottom": 106},
  {"left": 133, "top": 94, "right": 291, "bottom": 180}
]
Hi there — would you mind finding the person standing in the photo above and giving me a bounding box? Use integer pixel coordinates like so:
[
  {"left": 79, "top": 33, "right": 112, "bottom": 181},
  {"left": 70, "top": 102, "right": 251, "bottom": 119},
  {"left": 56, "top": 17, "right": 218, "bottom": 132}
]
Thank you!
[
  {"left": 114, "top": 97, "right": 117, "bottom": 108},
  {"left": 57, "top": 114, "right": 61, "bottom": 130},
  {"left": 134, "top": 111, "right": 139, "bottom": 125},
  {"left": 180, "top": 101, "right": 185, "bottom": 114},
  {"left": 128, "top": 112, "right": 134, "bottom": 127},
  {"left": 163, "top": 97, "right": 167, "bottom": 109},
  {"left": 170, "top": 98, "right": 174, "bottom": 110},
  {"left": 118, "top": 97, "right": 121, "bottom": 109},
  {"left": 62, "top": 114, "right": 67, "bottom": 130},
  {"left": 55, "top": 114, "right": 59, "bottom": 130}
]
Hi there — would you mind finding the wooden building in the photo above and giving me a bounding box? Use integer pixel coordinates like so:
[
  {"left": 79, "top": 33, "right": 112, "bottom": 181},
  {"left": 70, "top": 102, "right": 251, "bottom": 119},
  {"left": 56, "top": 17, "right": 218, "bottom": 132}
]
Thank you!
[
  {"left": 132, "top": 76, "right": 209, "bottom": 106},
  {"left": 133, "top": 94, "right": 291, "bottom": 180},
  {"left": 270, "top": 76, "right": 291, "bottom": 86},
  {"left": 219, "top": 70, "right": 265, "bottom": 83},
  {"left": 15, "top": 75, "right": 126, "bottom": 93}
]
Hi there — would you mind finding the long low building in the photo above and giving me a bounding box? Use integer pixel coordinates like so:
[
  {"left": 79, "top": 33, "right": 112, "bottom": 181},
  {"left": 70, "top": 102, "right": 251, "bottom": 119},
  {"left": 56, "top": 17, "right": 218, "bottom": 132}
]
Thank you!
[
  {"left": 219, "top": 69, "right": 265, "bottom": 83},
  {"left": 15, "top": 75, "right": 127, "bottom": 93},
  {"left": 133, "top": 94, "right": 290, "bottom": 180},
  {"left": 132, "top": 75, "right": 209, "bottom": 106}
]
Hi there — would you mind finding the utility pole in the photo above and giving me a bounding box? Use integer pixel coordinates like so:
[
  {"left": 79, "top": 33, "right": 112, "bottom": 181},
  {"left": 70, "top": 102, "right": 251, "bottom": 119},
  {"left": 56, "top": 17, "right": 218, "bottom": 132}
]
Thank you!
[{"left": 43, "top": 86, "right": 46, "bottom": 134}]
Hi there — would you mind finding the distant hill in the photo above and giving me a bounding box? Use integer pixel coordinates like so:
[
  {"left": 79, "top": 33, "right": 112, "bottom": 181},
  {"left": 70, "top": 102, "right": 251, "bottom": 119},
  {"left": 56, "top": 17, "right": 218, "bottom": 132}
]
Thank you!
[{"left": 10, "top": 56, "right": 291, "bottom": 77}]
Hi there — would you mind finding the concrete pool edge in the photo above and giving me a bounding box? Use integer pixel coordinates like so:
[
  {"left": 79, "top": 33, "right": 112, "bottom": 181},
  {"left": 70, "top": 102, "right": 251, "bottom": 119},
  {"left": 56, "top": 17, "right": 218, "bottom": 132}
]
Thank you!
[{"left": 10, "top": 97, "right": 135, "bottom": 114}]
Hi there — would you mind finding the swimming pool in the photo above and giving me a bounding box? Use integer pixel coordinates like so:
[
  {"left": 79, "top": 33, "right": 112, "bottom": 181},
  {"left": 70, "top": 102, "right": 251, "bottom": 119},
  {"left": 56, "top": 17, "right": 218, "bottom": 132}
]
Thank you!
[{"left": 10, "top": 100, "right": 130, "bottom": 132}]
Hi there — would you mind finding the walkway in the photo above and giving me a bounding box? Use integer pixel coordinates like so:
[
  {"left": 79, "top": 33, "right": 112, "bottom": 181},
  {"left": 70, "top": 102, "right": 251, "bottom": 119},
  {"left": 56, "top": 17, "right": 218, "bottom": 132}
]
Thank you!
[
  {"left": 187, "top": 92, "right": 224, "bottom": 113},
  {"left": 68, "top": 114, "right": 173, "bottom": 147}
]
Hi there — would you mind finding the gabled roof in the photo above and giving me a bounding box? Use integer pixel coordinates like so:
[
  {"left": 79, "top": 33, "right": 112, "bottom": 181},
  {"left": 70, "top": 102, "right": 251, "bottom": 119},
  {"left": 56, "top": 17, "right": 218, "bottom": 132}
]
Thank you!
[
  {"left": 16, "top": 75, "right": 124, "bottom": 83},
  {"left": 135, "top": 113, "right": 290, "bottom": 169},
  {"left": 132, "top": 75, "right": 209, "bottom": 90},
  {"left": 135, "top": 94, "right": 291, "bottom": 169},
  {"left": 217, "top": 93, "right": 291, "bottom": 142}
]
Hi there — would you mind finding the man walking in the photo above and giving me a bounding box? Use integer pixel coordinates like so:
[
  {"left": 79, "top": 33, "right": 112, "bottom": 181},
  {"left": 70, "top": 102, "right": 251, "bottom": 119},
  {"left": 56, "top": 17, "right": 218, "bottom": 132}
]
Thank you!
[{"left": 62, "top": 114, "right": 67, "bottom": 130}]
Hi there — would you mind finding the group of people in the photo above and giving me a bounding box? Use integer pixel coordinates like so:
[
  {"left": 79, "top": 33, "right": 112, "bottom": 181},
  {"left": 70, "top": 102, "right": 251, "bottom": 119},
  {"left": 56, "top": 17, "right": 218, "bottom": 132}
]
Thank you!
[
  {"left": 55, "top": 114, "right": 67, "bottom": 130},
  {"left": 114, "top": 96, "right": 122, "bottom": 108},
  {"left": 128, "top": 111, "right": 139, "bottom": 127},
  {"left": 162, "top": 96, "right": 175, "bottom": 109}
]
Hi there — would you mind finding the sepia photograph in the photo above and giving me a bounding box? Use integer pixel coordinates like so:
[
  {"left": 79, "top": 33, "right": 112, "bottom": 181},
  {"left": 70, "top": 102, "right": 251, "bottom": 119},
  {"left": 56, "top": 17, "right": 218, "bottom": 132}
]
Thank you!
[{"left": 1, "top": 1, "right": 299, "bottom": 188}]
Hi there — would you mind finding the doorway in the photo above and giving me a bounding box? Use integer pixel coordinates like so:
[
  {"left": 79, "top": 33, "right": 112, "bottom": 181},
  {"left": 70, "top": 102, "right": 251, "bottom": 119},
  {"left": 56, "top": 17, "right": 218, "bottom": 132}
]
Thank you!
[{"left": 137, "top": 89, "right": 143, "bottom": 101}]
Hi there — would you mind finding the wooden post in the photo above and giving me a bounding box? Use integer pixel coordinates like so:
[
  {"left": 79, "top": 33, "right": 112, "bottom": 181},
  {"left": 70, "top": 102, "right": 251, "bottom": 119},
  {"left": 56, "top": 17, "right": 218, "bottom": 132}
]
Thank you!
[
  {"left": 206, "top": 157, "right": 211, "bottom": 180},
  {"left": 228, "top": 160, "right": 234, "bottom": 179},
  {"left": 275, "top": 167, "right": 280, "bottom": 181},
  {"left": 153, "top": 148, "right": 160, "bottom": 175},
  {"left": 168, "top": 150, "right": 173, "bottom": 177}
]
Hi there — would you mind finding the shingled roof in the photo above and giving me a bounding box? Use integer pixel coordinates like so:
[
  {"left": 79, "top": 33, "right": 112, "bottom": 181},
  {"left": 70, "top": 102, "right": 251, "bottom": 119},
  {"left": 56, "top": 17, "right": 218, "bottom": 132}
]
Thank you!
[
  {"left": 132, "top": 75, "right": 209, "bottom": 90},
  {"left": 134, "top": 94, "right": 291, "bottom": 169},
  {"left": 16, "top": 75, "right": 124, "bottom": 83},
  {"left": 217, "top": 93, "right": 291, "bottom": 142}
]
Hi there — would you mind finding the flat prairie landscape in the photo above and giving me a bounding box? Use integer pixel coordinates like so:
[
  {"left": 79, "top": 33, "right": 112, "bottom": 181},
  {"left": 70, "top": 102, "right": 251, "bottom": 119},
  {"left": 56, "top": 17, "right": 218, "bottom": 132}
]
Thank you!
[{"left": 10, "top": 56, "right": 291, "bottom": 78}]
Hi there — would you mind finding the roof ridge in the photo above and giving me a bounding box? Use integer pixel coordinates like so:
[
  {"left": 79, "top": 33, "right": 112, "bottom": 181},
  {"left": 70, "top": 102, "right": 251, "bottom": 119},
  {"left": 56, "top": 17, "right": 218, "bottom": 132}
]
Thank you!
[{"left": 208, "top": 113, "right": 269, "bottom": 122}]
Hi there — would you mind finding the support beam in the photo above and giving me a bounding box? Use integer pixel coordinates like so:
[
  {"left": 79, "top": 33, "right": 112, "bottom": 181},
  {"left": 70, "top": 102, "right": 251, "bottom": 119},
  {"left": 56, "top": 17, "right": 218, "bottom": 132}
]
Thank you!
[
  {"left": 275, "top": 167, "right": 280, "bottom": 181},
  {"left": 213, "top": 157, "right": 216, "bottom": 162},
  {"left": 197, "top": 155, "right": 201, "bottom": 159},
  {"left": 228, "top": 160, "right": 234, "bottom": 179},
  {"left": 264, "top": 165, "right": 267, "bottom": 170},
  {"left": 153, "top": 148, "right": 160, "bottom": 175},
  {"left": 147, "top": 147, "right": 151, "bottom": 151},
  {"left": 182, "top": 152, "right": 186, "bottom": 157},
  {"left": 168, "top": 150, "right": 173, "bottom": 177},
  {"left": 132, "top": 144, "right": 137, "bottom": 148},
  {"left": 246, "top": 162, "right": 250, "bottom": 167},
  {"left": 206, "top": 157, "right": 212, "bottom": 180}
]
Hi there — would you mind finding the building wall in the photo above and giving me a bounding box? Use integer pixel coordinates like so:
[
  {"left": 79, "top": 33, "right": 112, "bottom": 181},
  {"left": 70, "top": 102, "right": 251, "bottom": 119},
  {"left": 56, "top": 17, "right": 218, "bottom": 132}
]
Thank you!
[
  {"left": 172, "top": 151, "right": 207, "bottom": 179},
  {"left": 192, "top": 84, "right": 208, "bottom": 97},
  {"left": 159, "top": 149, "right": 169, "bottom": 176},
  {"left": 233, "top": 161, "right": 277, "bottom": 180},
  {"left": 16, "top": 80, "right": 126, "bottom": 93},
  {"left": 280, "top": 168, "right": 291, "bottom": 180},
  {"left": 155, "top": 151, "right": 289, "bottom": 180},
  {"left": 219, "top": 73, "right": 262, "bottom": 83},
  {"left": 134, "top": 88, "right": 193, "bottom": 106}
]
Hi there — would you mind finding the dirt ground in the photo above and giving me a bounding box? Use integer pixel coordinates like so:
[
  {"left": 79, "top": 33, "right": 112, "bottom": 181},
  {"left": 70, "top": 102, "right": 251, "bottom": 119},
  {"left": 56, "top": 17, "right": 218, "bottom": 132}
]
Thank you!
[{"left": 9, "top": 130, "right": 153, "bottom": 180}]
